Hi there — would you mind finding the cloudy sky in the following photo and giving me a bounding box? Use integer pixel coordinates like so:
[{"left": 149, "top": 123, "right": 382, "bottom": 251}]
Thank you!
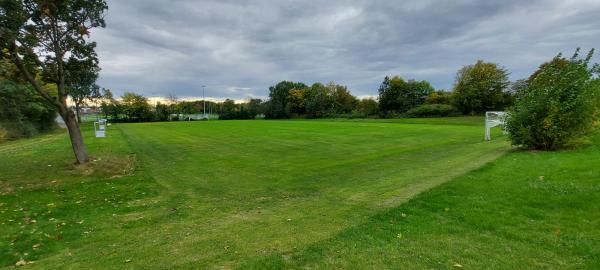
[{"left": 92, "top": 0, "right": 600, "bottom": 100}]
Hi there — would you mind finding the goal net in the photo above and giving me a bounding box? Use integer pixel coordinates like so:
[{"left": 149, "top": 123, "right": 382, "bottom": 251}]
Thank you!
[{"left": 485, "top": 111, "right": 506, "bottom": 141}]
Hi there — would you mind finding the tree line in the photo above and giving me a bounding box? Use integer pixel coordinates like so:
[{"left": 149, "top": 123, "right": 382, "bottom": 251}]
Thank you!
[
  {"left": 263, "top": 60, "right": 514, "bottom": 119},
  {"left": 97, "top": 90, "right": 267, "bottom": 122},
  {"left": 73, "top": 58, "right": 517, "bottom": 123}
]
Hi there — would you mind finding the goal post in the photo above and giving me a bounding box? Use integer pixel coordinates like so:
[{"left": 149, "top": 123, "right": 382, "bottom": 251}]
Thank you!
[{"left": 485, "top": 111, "right": 507, "bottom": 141}]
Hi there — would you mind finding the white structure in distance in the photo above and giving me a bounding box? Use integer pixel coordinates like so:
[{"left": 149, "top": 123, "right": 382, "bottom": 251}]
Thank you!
[
  {"left": 485, "top": 111, "right": 507, "bottom": 141},
  {"left": 94, "top": 119, "right": 107, "bottom": 138}
]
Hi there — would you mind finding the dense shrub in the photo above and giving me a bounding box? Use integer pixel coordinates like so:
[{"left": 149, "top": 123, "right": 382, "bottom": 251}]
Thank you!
[
  {"left": 1, "top": 59, "right": 57, "bottom": 140},
  {"left": 0, "top": 86, "right": 57, "bottom": 140},
  {"left": 425, "top": 90, "right": 453, "bottom": 105},
  {"left": 506, "top": 49, "right": 600, "bottom": 150},
  {"left": 0, "top": 128, "right": 6, "bottom": 142},
  {"left": 403, "top": 104, "right": 461, "bottom": 118}
]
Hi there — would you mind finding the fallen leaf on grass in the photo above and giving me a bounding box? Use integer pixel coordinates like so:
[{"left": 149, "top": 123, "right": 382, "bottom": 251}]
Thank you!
[
  {"left": 15, "top": 258, "right": 34, "bottom": 266},
  {"left": 453, "top": 263, "right": 463, "bottom": 268},
  {"left": 15, "top": 259, "right": 26, "bottom": 266}
]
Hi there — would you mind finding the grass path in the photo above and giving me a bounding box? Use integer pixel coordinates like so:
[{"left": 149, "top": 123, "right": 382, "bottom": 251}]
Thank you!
[{"left": 2, "top": 118, "right": 512, "bottom": 268}]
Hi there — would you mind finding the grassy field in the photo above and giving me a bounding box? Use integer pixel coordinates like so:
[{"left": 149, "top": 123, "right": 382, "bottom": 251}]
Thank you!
[{"left": 0, "top": 118, "right": 598, "bottom": 269}]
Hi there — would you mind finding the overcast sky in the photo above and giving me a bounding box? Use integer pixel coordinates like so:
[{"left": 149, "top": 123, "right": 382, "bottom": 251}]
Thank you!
[{"left": 92, "top": 0, "right": 600, "bottom": 100}]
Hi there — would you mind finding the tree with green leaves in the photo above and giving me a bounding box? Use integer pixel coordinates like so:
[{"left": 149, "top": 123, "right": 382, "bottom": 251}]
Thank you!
[
  {"left": 64, "top": 54, "right": 101, "bottom": 123},
  {"left": 305, "top": 83, "right": 334, "bottom": 118},
  {"left": 120, "top": 92, "right": 152, "bottom": 122},
  {"left": 378, "top": 76, "right": 434, "bottom": 115},
  {"left": 452, "top": 60, "right": 511, "bottom": 115},
  {"left": 246, "top": 98, "right": 264, "bottom": 118},
  {"left": 1, "top": 0, "right": 108, "bottom": 164},
  {"left": 154, "top": 102, "right": 170, "bottom": 122},
  {"left": 377, "top": 76, "right": 395, "bottom": 114},
  {"left": 401, "top": 79, "right": 434, "bottom": 110},
  {"left": 98, "top": 88, "right": 121, "bottom": 121},
  {"left": 506, "top": 49, "right": 600, "bottom": 150},
  {"left": 357, "top": 98, "right": 378, "bottom": 116},
  {"left": 219, "top": 99, "right": 237, "bottom": 120},
  {"left": 166, "top": 93, "right": 179, "bottom": 120},
  {"left": 330, "top": 83, "right": 358, "bottom": 114},
  {"left": 425, "top": 90, "right": 453, "bottom": 105},
  {"left": 265, "top": 81, "right": 307, "bottom": 119},
  {"left": 287, "top": 87, "right": 309, "bottom": 116}
]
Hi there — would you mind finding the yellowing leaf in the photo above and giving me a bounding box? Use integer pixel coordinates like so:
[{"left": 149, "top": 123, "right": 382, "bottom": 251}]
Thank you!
[{"left": 15, "top": 258, "right": 33, "bottom": 266}]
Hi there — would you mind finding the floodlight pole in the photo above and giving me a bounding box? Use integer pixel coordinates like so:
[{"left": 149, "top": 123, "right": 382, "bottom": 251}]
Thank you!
[{"left": 202, "top": 85, "right": 206, "bottom": 119}]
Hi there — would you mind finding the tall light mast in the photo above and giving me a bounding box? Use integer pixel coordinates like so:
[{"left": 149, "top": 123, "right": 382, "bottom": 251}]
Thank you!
[{"left": 202, "top": 85, "right": 206, "bottom": 119}]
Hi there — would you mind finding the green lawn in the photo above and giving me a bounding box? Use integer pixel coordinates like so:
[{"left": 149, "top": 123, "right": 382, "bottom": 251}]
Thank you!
[{"left": 1, "top": 118, "right": 598, "bottom": 269}]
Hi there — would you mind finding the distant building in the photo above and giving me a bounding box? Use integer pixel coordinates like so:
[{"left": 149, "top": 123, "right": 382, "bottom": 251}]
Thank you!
[{"left": 76, "top": 106, "right": 99, "bottom": 114}]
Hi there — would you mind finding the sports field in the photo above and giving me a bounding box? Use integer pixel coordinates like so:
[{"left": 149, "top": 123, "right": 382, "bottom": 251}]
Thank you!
[{"left": 1, "top": 118, "right": 599, "bottom": 269}]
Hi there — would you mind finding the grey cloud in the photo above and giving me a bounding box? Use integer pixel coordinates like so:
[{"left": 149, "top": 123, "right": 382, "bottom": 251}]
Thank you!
[{"left": 93, "top": 0, "right": 600, "bottom": 99}]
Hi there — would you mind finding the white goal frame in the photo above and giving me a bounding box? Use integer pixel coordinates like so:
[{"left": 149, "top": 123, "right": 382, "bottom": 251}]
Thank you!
[{"left": 485, "top": 111, "right": 506, "bottom": 141}]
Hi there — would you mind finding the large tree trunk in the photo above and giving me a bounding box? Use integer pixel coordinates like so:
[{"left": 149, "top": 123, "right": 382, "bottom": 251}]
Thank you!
[
  {"left": 9, "top": 44, "right": 90, "bottom": 164},
  {"left": 59, "top": 106, "right": 89, "bottom": 164},
  {"left": 75, "top": 103, "right": 82, "bottom": 123}
]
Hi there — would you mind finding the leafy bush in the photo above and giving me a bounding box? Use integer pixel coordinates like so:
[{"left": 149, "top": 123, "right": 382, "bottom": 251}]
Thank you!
[
  {"left": 403, "top": 104, "right": 461, "bottom": 118},
  {"left": 425, "top": 90, "right": 453, "bottom": 105},
  {"left": 0, "top": 121, "right": 38, "bottom": 139},
  {"left": 0, "top": 127, "right": 6, "bottom": 142},
  {"left": 506, "top": 49, "right": 600, "bottom": 150},
  {"left": 0, "top": 82, "right": 57, "bottom": 139}
]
